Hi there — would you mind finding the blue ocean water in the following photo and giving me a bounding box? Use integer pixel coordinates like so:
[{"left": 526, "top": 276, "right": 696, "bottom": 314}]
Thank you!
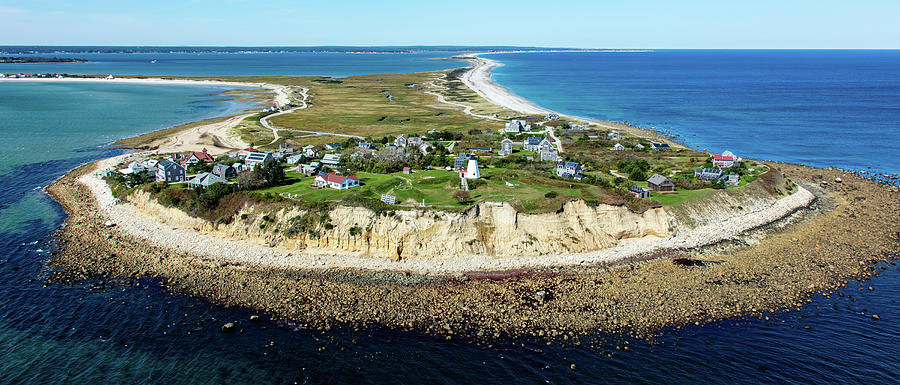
[
  {"left": 0, "top": 50, "right": 897, "bottom": 383},
  {"left": 0, "top": 51, "right": 463, "bottom": 77},
  {"left": 488, "top": 50, "right": 900, "bottom": 177}
]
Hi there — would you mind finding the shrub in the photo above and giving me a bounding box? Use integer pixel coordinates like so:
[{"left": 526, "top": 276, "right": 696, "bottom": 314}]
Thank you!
[
  {"left": 453, "top": 190, "right": 470, "bottom": 204},
  {"left": 544, "top": 191, "right": 559, "bottom": 198}
]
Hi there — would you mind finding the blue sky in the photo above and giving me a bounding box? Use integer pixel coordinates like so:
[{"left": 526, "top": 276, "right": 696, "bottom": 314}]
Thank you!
[{"left": 1, "top": 0, "right": 898, "bottom": 48}]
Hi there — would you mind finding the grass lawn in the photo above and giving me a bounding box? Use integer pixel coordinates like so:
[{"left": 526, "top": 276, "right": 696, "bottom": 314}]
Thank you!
[{"left": 633, "top": 181, "right": 715, "bottom": 206}]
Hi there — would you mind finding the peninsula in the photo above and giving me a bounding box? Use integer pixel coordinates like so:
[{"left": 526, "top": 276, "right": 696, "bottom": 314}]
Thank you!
[
  {"left": 36, "top": 55, "right": 900, "bottom": 340},
  {"left": 0, "top": 56, "right": 87, "bottom": 64}
]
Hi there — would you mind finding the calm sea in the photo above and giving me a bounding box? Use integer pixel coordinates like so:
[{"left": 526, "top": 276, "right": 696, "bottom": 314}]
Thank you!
[{"left": 0, "top": 50, "right": 897, "bottom": 384}]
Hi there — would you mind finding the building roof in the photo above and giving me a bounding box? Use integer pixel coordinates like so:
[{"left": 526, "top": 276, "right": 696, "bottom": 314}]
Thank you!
[
  {"left": 319, "top": 172, "right": 358, "bottom": 184},
  {"left": 245, "top": 151, "right": 272, "bottom": 163},
  {"left": 525, "top": 137, "right": 542, "bottom": 145},
  {"left": 158, "top": 160, "right": 182, "bottom": 170},
  {"left": 189, "top": 172, "right": 226, "bottom": 187},
  {"left": 648, "top": 174, "right": 672, "bottom": 185},
  {"left": 713, "top": 155, "right": 735, "bottom": 161}
]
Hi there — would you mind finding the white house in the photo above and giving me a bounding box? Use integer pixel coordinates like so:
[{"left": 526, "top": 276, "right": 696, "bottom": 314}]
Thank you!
[
  {"left": 505, "top": 119, "right": 531, "bottom": 133},
  {"left": 713, "top": 155, "right": 736, "bottom": 168},
  {"left": 608, "top": 131, "right": 621, "bottom": 141},
  {"left": 315, "top": 172, "right": 359, "bottom": 190},
  {"left": 394, "top": 134, "right": 408, "bottom": 147},
  {"left": 321, "top": 153, "right": 342, "bottom": 168},
  {"left": 499, "top": 138, "right": 514, "bottom": 156},
  {"left": 544, "top": 112, "right": 559, "bottom": 121},
  {"left": 302, "top": 145, "right": 320, "bottom": 158},
  {"left": 285, "top": 154, "right": 304, "bottom": 164},
  {"left": 613, "top": 143, "right": 625, "bottom": 151}
]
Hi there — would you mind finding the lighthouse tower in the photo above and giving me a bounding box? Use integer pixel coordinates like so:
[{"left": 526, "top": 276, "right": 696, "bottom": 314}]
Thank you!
[{"left": 465, "top": 159, "right": 480, "bottom": 179}]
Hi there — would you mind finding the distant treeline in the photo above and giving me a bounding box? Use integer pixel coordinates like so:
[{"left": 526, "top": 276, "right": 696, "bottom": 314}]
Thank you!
[{"left": 0, "top": 56, "right": 88, "bottom": 64}]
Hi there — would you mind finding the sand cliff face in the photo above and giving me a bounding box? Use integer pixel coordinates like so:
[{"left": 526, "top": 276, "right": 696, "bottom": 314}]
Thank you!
[{"left": 127, "top": 191, "right": 670, "bottom": 259}]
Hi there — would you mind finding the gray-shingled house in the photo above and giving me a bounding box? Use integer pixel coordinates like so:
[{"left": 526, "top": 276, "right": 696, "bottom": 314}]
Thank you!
[
  {"left": 499, "top": 138, "right": 514, "bottom": 156},
  {"left": 188, "top": 172, "right": 227, "bottom": 189},
  {"left": 156, "top": 160, "right": 186, "bottom": 183},
  {"left": 212, "top": 164, "right": 237, "bottom": 179},
  {"left": 647, "top": 174, "right": 675, "bottom": 192}
]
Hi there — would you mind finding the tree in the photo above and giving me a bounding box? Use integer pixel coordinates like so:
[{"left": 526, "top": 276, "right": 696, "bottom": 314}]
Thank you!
[
  {"left": 453, "top": 190, "right": 470, "bottom": 204},
  {"left": 236, "top": 170, "right": 267, "bottom": 190},
  {"left": 258, "top": 159, "right": 286, "bottom": 186}
]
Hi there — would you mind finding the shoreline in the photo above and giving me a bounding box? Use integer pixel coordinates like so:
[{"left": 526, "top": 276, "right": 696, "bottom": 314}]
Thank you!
[{"left": 37, "top": 62, "right": 900, "bottom": 338}]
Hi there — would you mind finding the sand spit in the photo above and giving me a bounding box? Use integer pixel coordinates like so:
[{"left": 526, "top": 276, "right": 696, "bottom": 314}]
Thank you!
[{"left": 47, "top": 162, "right": 900, "bottom": 339}]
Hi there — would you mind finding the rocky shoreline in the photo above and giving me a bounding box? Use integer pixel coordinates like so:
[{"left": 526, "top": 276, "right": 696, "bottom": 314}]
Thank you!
[{"left": 46, "top": 160, "right": 900, "bottom": 340}]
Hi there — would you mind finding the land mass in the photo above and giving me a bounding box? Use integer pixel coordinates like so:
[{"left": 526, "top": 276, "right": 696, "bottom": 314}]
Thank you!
[
  {"left": 38, "top": 56, "right": 900, "bottom": 340},
  {"left": 0, "top": 56, "right": 88, "bottom": 64}
]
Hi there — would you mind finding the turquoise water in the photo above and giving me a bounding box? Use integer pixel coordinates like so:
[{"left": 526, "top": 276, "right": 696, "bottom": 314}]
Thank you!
[{"left": 0, "top": 51, "right": 897, "bottom": 383}]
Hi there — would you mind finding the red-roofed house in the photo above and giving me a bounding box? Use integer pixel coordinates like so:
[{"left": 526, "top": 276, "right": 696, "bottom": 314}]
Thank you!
[
  {"left": 712, "top": 155, "right": 736, "bottom": 168},
  {"left": 315, "top": 172, "right": 360, "bottom": 190},
  {"left": 181, "top": 148, "right": 215, "bottom": 165},
  {"left": 402, "top": 167, "right": 412, "bottom": 174}
]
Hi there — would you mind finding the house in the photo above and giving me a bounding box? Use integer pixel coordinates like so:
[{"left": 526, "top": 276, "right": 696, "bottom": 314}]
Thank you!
[
  {"left": 505, "top": 119, "right": 531, "bottom": 133},
  {"left": 629, "top": 185, "right": 652, "bottom": 199},
  {"left": 499, "top": 138, "right": 514, "bottom": 156},
  {"left": 402, "top": 167, "right": 412, "bottom": 174},
  {"left": 468, "top": 147, "right": 492, "bottom": 154},
  {"left": 538, "top": 138, "right": 554, "bottom": 152},
  {"left": 279, "top": 143, "right": 294, "bottom": 154},
  {"left": 358, "top": 142, "right": 375, "bottom": 150},
  {"left": 544, "top": 112, "right": 559, "bottom": 121},
  {"left": 613, "top": 143, "right": 625, "bottom": 151},
  {"left": 417, "top": 142, "right": 433, "bottom": 154},
  {"left": 325, "top": 143, "right": 342, "bottom": 151},
  {"left": 608, "top": 131, "right": 621, "bottom": 141},
  {"left": 122, "top": 161, "right": 149, "bottom": 175},
  {"left": 181, "top": 148, "right": 215, "bottom": 165},
  {"left": 556, "top": 161, "right": 583, "bottom": 178},
  {"left": 315, "top": 172, "right": 359, "bottom": 190},
  {"left": 651, "top": 143, "right": 671, "bottom": 151},
  {"left": 321, "top": 154, "right": 342, "bottom": 168},
  {"left": 299, "top": 162, "right": 322, "bottom": 176},
  {"left": 568, "top": 123, "right": 585, "bottom": 130},
  {"left": 540, "top": 148, "right": 558, "bottom": 162},
  {"left": 381, "top": 194, "right": 398, "bottom": 205},
  {"left": 523, "top": 136, "right": 543, "bottom": 151},
  {"left": 713, "top": 155, "right": 736, "bottom": 168},
  {"left": 188, "top": 172, "right": 226, "bottom": 189},
  {"left": 211, "top": 164, "right": 237, "bottom": 179},
  {"left": 394, "top": 134, "right": 408, "bottom": 147},
  {"left": 694, "top": 168, "right": 723, "bottom": 181},
  {"left": 285, "top": 154, "right": 304, "bottom": 164},
  {"left": 244, "top": 151, "right": 274, "bottom": 169},
  {"left": 407, "top": 137, "right": 423, "bottom": 148},
  {"left": 634, "top": 143, "right": 645, "bottom": 151},
  {"left": 722, "top": 173, "right": 741, "bottom": 186},
  {"left": 647, "top": 174, "right": 675, "bottom": 192},
  {"left": 454, "top": 153, "right": 475, "bottom": 171},
  {"left": 302, "top": 145, "right": 320, "bottom": 158},
  {"left": 156, "top": 160, "right": 186, "bottom": 183},
  {"left": 722, "top": 150, "right": 738, "bottom": 160},
  {"left": 232, "top": 162, "right": 245, "bottom": 173},
  {"left": 461, "top": 159, "right": 480, "bottom": 179}
]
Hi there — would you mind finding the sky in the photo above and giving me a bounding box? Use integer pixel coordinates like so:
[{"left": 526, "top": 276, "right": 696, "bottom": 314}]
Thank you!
[{"left": 1, "top": 0, "right": 899, "bottom": 48}]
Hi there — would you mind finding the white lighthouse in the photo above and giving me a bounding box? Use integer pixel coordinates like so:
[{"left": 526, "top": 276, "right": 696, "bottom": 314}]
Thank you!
[{"left": 465, "top": 159, "right": 480, "bottom": 179}]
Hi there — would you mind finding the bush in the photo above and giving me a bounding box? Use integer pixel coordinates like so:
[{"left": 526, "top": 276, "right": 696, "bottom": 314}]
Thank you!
[
  {"left": 544, "top": 191, "right": 559, "bottom": 198},
  {"left": 453, "top": 190, "right": 470, "bottom": 204}
]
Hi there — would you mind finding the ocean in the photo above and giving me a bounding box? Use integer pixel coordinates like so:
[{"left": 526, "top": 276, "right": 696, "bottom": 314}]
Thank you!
[{"left": 0, "top": 50, "right": 898, "bottom": 383}]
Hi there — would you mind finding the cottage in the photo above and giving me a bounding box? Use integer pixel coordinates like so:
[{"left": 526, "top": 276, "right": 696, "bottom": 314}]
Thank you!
[
  {"left": 722, "top": 173, "right": 741, "bottom": 186},
  {"left": 285, "top": 154, "right": 304, "bottom": 164},
  {"left": 713, "top": 155, "right": 736, "bottom": 168},
  {"left": 538, "top": 138, "right": 553, "bottom": 152},
  {"left": 299, "top": 162, "right": 322, "bottom": 176},
  {"left": 402, "top": 167, "right": 412, "bottom": 174},
  {"left": 244, "top": 151, "right": 274, "bottom": 168},
  {"left": 232, "top": 162, "right": 245, "bottom": 173},
  {"left": 647, "top": 174, "right": 675, "bottom": 192},
  {"left": 454, "top": 153, "right": 475, "bottom": 171},
  {"left": 651, "top": 143, "right": 671, "bottom": 151},
  {"left": 505, "top": 119, "right": 531, "bottom": 133},
  {"left": 181, "top": 148, "right": 215, "bottom": 165},
  {"left": 407, "top": 137, "right": 423, "bottom": 148},
  {"left": 381, "top": 194, "right": 398, "bottom": 205},
  {"left": 188, "top": 172, "right": 226, "bottom": 189},
  {"left": 394, "top": 135, "right": 408, "bottom": 147},
  {"left": 315, "top": 172, "right": 359, "bottom": 190},
  {"left": 540, "top": 148, "right": 558, "bottom": 162},
  {"left": 468, "top": 147, "right": 492, "bottom": 154},
  {"left": 417, "top": 142, "right": 433, "bottom": 154},
  {"left": 694, "top": 168, "right": 723, "bottom": 181},
  {"left": 523, "top": 136, "right": 543, "bottom": 151},
  {"left": 629, "top": 185, "right": 652, "bottom": 198},
  {"left": 608, "top": 131, "right": 621, "bottom": 141},
  {"left": 544, "top": 112, "right": 559, "bottom": 121},
  {"left": 556, "top": 161, "right": 583, "bottom": 178},
  {"left": 634, "top": 143, "right": 645, "bottom": 151},
  {"left": 499, "top": 138, "right": 514, "bottom": 156},
  {"left": 321, "top": 154, "right": 342, "bottom": 168},
  {"left": 122, "top": 161, "right": 149, "bottom": 175},
  {"left": 156, "top": 160, "right": 186, "bottom": 183},
  {"left": 279, "top": 143, "right": 294, "bottom": 154},
  {"left": 211, "top": 164, "right": 237, "bottom": 179},
  {"left": 325, "top": 142, "right": 342, "bottom": 151},
  {"left": 613, "top": 143, "right": 625, "bottom": 151}
]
